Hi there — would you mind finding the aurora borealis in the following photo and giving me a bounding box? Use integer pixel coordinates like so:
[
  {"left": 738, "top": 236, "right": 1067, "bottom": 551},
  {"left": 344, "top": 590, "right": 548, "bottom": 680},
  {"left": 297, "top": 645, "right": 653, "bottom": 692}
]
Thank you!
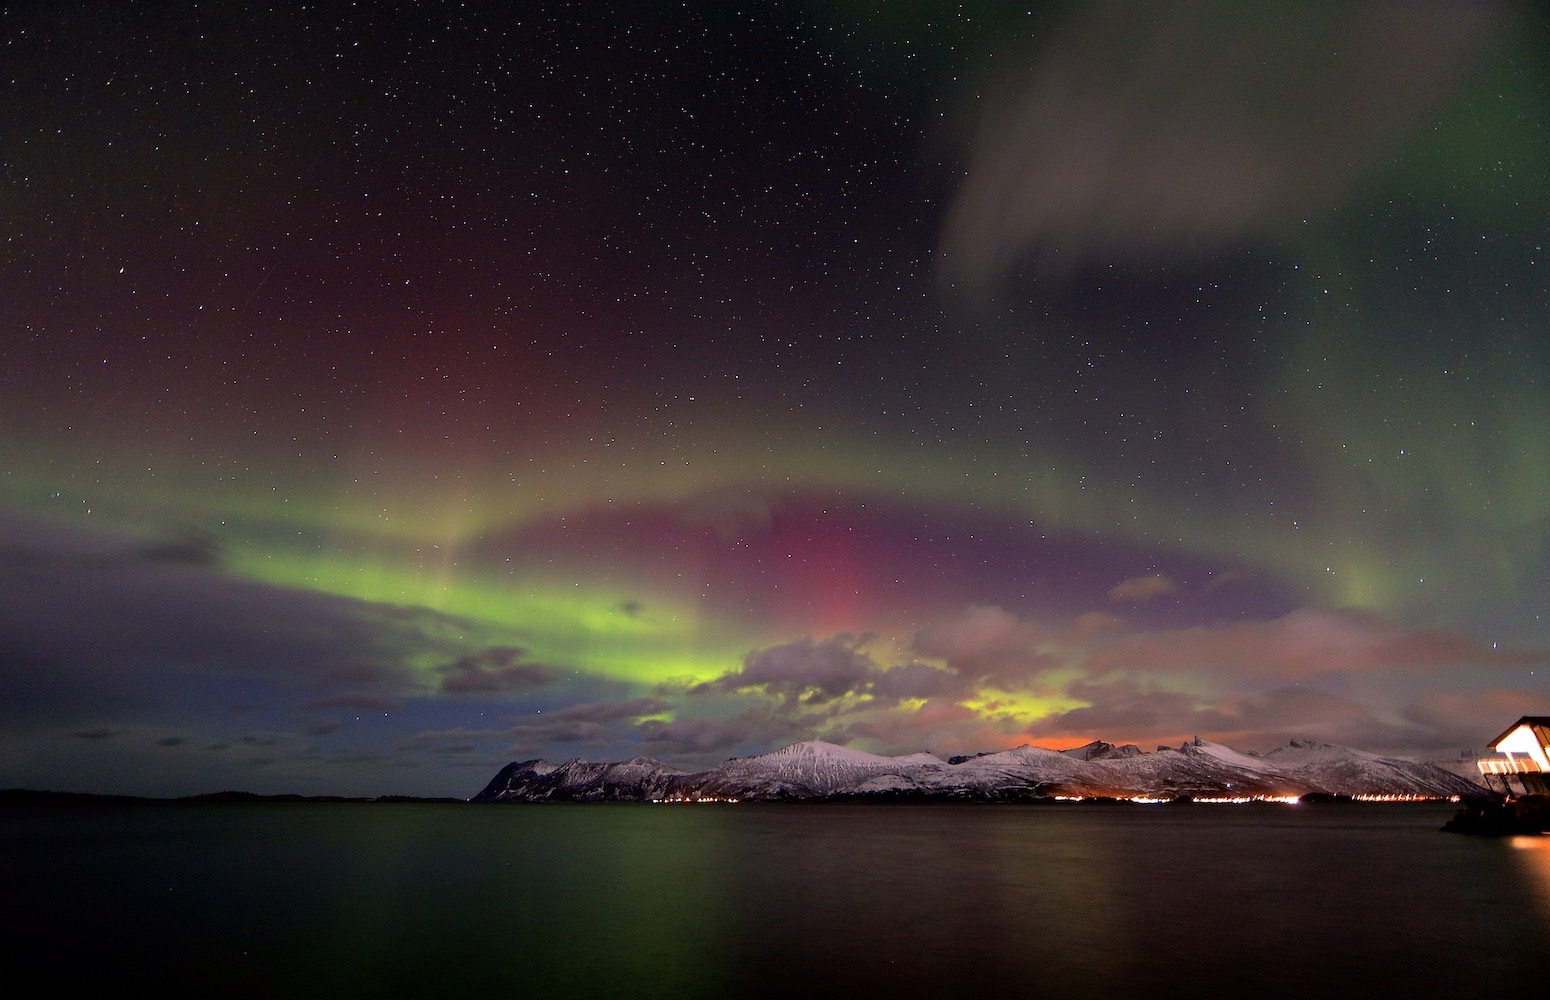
[{"left": 4, "top": 1, "right": 1549, "bottom": 797}]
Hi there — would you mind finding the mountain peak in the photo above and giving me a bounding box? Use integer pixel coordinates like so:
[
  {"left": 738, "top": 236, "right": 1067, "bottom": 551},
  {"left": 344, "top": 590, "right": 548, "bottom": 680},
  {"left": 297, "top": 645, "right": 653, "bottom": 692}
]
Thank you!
[
  {"left": 1061, "top": 740, "right": 1142, "bottom": 761},
  {"left": 1286, "top": 738, "right": 1336, "bottom": 750}
]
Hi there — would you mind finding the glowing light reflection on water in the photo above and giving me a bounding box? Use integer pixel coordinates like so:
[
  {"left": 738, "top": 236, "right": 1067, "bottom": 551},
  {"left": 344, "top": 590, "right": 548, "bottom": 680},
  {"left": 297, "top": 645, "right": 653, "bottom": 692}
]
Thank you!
[{"left": 1510, "top": 834, "right": 1550, "bottom": 915}]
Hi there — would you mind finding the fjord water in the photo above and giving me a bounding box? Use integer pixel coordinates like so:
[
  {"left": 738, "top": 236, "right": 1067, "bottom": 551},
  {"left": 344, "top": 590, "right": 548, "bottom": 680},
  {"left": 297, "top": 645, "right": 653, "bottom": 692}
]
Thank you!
[{"left": 4, "top": 801, "right": 1548, "bottom": 998}]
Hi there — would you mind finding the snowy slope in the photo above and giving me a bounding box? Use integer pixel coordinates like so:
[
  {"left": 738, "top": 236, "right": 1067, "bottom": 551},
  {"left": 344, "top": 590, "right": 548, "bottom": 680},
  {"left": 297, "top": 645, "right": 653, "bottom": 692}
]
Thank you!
[
  {"left": 1263, "top": 739, "right": 1484, "bottom": 797},
  {"left": 936, "top": 744, "right": 1091, "bottom": 796},
  {"left": 690, "top": 740, "right": 952, "bottom": 799},
  {"left": 474, "top": 737, "right": 1486, "bottom": 802},
  {"left": 474, "top": 755, "right": 686, "bottom": 802}
]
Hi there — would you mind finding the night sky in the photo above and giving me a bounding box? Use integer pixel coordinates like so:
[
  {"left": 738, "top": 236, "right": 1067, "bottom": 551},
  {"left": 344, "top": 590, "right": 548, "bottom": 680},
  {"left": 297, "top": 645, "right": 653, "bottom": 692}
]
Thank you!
[{"left": 5, "top": 1, "right": 1550, "bottom": 797}]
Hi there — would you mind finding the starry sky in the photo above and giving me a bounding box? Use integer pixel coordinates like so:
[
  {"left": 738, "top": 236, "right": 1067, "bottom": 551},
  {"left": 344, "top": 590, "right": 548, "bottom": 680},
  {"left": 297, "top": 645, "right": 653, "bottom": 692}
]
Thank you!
[{"left": 4, "top": 1, "right": 1550, "bottom": 797}]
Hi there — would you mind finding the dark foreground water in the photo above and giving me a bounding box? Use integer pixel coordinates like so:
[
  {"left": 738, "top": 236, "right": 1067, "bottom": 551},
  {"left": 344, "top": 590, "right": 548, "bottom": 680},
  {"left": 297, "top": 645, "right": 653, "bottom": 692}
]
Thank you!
[{"left": 3, "top": 800, "right": 1548, "bottom": 998}]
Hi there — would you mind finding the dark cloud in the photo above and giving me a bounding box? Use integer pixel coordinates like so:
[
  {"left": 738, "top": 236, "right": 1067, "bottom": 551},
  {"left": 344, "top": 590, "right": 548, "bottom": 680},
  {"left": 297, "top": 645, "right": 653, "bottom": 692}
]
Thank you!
[
  {"left": 134, "top": 531, "right": 225, "bottom": 568},
  {"left": 0, "top": 517, "right": 469, "bottom": 723},
  {"left": 912, "top": 606, "right": 1062, "bottom": 684},
  {"left": 693, "top": 624, "right": 1035, "bottom": 715},
  {"left": 697, "top": 635, "right": 876, "bottom": 705},
  {"left": 868, "top": 662, "right": 976, "bottom": 705},
  {"left": 1029, "top": 677, "right": 1422, "bottom": 754},
  {"left": 1082, "top": 607, "right": 1550, "bottom": 680},
  {"left": 827, "top": 699, "right": 986, "bottom": 752},
  {"left": 637, "top": 705, "right": 827, "bottom": 758},
  {"left": 506, "top": 697, "right": 672, "bottom": 748},
  {"left": 539, "top": 697, "right": 672, "bottom": 724},
  {"left": 1029, "top": 679, "right": 1211, "bottom": 744},
  {"left": 1402, "top": 688, "right": 1550, "bottom": 756},
  {"left": 435, "top": 646, "right": 559, "bottom": 694},
  {"left": 300, "top": 716, "right": 341, "bottom": 738},
  {"left": 1220, "top": 686, "right": 1443, "bottom": 755}
]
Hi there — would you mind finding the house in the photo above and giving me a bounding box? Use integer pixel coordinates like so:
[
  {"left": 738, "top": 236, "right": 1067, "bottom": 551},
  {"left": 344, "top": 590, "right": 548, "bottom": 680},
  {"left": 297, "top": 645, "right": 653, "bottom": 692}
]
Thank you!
[{"left": 1477, "top": 716, "right": 1550, "bottom": 797}]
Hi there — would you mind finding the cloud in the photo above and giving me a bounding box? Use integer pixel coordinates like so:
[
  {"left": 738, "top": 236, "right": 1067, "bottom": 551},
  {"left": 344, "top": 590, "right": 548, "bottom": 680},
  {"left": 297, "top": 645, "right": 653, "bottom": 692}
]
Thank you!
[
  {"left": 1402, "top": 688, "right": 1550, "bottom": 755},
  {"left": 1028, "top": 677, "right": 1395, "bottom": 751},
  {"left": 0, "top": 516, "right": 478, "bottom": 723},
  {"left": 538, "top": 697, "right": 671, "bottom": 725},
  {"left": 696, "top": 634, "right": 877, "bottom": 705},
  {"left": 1082, "top": 607, "right": 1550, "bottom": 680},
  {"left": 133, "top": 531, "right": 225, "bottom": 568},
  {"left": 1070, "top": 611, "right": 1124, "bottom": 640},
  {"left": 637, "top": 705, "right": 828, "bottom": 757},
  {"left": 830, "top": 699, "right": 982, "bottom": 747},
  {"left": 300, "top": 716, "right": 341, "bottom": 738},
  {"left": 659, "top": 604, "right": 1550, "bottom": 759},
  {"left": 912, "top": 606, "right": 1062, "bottom": 683},
  {"left": 1027, "top": 678, "right": 1212, "bottom": 745},
  {"left": 869, "top": 662, "right": 977, "bottom": 705},
  {"left": 506, "top": 697, "right": 672, "bottom": 748},
  {"left": 1108, "top": 573, "right": 1177, "bottom": 603},
  {"left": 692, "top": 635, "right": 977, "bottom": 712},
  {"left": 1208, "top": 684, "right": 1458, "bottom": 754},
  {"left": 435, "top": 646, "right": 559, "bottom": 694}
]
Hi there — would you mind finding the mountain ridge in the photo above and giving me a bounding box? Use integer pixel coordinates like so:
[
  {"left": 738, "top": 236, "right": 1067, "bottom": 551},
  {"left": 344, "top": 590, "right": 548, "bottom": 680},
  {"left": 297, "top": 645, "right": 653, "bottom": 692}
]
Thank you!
[{"left": 474, "top": 737, "right": 1487, "bottom": 803}]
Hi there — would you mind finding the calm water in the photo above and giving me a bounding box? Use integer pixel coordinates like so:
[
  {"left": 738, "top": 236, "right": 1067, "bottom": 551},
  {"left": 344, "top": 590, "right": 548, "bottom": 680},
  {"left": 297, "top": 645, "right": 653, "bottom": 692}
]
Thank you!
[{"left": 3, "top": 800, "right": 1548, "bottom": 998}]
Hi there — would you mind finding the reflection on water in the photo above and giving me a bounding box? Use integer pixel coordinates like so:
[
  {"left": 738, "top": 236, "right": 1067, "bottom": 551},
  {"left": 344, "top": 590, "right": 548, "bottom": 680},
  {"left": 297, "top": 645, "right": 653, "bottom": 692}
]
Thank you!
[
  {"left": 1510, "top": 834, "right": 1550, "bottom": 914},
  {"left": 3, "top": 801, "right": 1548, "bottom": 998}
]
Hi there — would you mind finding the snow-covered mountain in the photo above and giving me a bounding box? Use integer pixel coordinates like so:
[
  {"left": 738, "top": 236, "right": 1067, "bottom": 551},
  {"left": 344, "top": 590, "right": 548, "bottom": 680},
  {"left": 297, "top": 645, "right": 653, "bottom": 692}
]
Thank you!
[
  {"left": 473, "top": 737, "right": 1486, "bottom": 803},
  {"left": 477, "top": 755, "right": 687, "bottom": 802},
  {"left": 1261, "top": 739, "right": 1482, "bottom": 797}
]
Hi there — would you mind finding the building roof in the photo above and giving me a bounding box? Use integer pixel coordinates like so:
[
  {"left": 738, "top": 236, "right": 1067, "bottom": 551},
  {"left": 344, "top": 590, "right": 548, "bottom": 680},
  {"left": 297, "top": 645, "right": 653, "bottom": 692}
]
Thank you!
[{"left": 1488, "top": 716, "right": 1550, "bottom": 751}]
